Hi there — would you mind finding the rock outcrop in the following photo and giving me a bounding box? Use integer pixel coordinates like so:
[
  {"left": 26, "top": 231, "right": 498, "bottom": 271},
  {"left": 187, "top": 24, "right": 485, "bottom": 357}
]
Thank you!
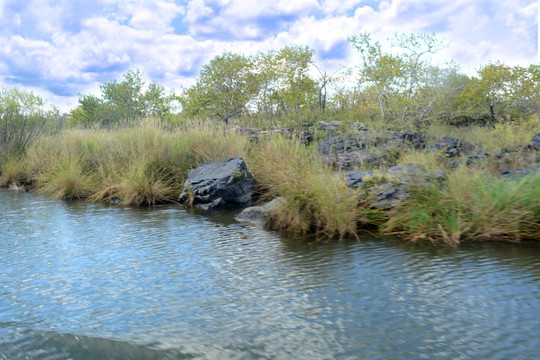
[
  {"left": 425, "top": 136, "right": 476, "bottom": 158},
  {"left": 178, "top": 157, "right": 255, "bottom": 210},
  {"left": 499, "top": 167, "right": 540, "bottom": 180},
  {"left": 347, "top": 163, "right": 446, "bottom": 209},
  {"left": 528, "top": 133, "right": 540, "bottom": 151},
  {"left": 317, "top": 132, "right": 425, "bottom": 170}
]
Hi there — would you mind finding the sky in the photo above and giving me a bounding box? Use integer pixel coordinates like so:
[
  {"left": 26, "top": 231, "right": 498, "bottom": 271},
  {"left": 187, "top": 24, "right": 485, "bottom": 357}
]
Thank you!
[{"left": 0, "top": 0, "right": 538, "bottom": 111}]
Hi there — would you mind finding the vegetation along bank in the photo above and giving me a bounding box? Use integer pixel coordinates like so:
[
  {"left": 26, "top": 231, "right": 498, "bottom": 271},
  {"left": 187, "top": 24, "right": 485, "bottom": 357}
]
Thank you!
[{"left": 1, "top": 32, "right": 538, "bottom": 246}]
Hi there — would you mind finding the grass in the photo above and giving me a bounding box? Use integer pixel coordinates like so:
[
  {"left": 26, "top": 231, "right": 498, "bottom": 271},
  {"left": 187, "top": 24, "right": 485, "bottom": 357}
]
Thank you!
[
  {"left": 383, "top": 165, "right": 540, "bottom": 246},
  {"left": 0, "top": 153, "right": 31, "bottom": 187},
  {"left": 424, "top": 116, "right": 540, "bottom": 152},
  {"left": 13, "top": 122, "right": 250, "bottom": 206},
  {"left": 38, "top": 155, "right": 95, "bottom": 200},
  {"left": 248, "top": 136, "right": 384, "bottom": 239}
]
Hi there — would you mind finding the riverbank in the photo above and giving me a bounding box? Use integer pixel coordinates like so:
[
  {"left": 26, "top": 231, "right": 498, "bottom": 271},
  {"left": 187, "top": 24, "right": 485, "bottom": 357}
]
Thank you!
[{"left": 1, "top": 119, "right": 539, "bottom": 246}]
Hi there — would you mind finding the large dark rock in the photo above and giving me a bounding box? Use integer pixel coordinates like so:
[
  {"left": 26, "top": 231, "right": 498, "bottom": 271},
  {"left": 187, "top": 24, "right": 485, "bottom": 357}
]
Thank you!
[
  {"left": 466, "top": 151, "right": 490, "bottom": 166},
  {"left": 346, "top": 170, "right": 374, "bottom": 188},
  {"left": 499, "top": 167, "right": 540, "bottom": 180},
  {"left": 297, "top": 131, "right": 314, "bottom": 146},
  {"left": 317, "top": 133, "right": 371, "bottom": 155},
  {"left": 178, "top": 157, "right": 255, "bottom": 210}
]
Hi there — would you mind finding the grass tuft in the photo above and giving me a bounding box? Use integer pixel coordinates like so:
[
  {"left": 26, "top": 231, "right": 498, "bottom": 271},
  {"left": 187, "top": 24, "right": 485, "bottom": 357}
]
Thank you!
[
  {"left": 38, "top": 155, "right": 95, "bottom": 200},
  {"left": 0, "top": 154, "right": 31, "bottom": 187},
  {"left": 383, "top": 166, "right": 540, "bottom": 246},
  {"left": 248, "top": 136, "right": 383, "bottom": 239}
]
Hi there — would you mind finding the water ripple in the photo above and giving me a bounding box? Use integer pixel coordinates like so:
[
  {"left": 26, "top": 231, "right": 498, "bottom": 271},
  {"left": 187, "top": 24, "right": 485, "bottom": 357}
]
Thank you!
[{"left": 1, "top": 190, "right": 540, "bottom": 359}]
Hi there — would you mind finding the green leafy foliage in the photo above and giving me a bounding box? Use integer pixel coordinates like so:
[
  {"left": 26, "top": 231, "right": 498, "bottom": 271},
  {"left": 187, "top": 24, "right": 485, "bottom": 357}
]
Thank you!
[
  {"left": 69, "top": 69, "right": 177, "bottom": 127},
  {"left": 459, "top": 63, "right": 540, "bottom": 123},
  {"left": 180, "top": 46, "right": 318, "bottom": 122},
  {"left": 180, "top": 52, "right": 259, "bottom": 123},
  {"left": 0, "top": 88, "right": 58, "bottom": 157}
]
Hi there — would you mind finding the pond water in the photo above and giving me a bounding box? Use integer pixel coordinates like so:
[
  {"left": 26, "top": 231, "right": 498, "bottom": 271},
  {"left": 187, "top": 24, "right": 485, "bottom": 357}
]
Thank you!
[{"left": 1, "top": 190, "right": 539, "bottom": 359}]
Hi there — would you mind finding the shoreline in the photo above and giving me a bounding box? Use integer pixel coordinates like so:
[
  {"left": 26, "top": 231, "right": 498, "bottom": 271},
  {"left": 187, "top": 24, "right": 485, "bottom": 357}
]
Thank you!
[{"left": 2, "top": 122, "right": 539, "bottom": 246}]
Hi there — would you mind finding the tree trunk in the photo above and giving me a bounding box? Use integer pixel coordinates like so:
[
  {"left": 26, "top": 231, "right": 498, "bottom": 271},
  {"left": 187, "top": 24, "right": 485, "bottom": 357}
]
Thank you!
[{"left": 489, "top": 104, "right": 497, "bottom": 123}]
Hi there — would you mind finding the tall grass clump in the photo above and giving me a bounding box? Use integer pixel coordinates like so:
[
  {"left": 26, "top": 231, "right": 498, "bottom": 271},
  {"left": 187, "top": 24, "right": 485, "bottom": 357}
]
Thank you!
[
  {"left": 0, "top": 153, "right": 32, "bottom": 188},
  {"left": 38, "top": 155, "right": 95, "bottom": 200},
  {"left": 384, "top": 166, "right": 540, "bottom": 246},
  {"left": 90, "top": 156, "right": 176, "bottom": 206},
  {"left": 249, "top": 136, "right": 382, "bottom": 239},
  {"left": 179, "top": 121, "right": 251, "bottom": 165},
  {"left": 424, "top": 119, "right": 540, "bottom": 153},
  {"left": 20, "top": 122, "right": 251, "bottom": 205}
]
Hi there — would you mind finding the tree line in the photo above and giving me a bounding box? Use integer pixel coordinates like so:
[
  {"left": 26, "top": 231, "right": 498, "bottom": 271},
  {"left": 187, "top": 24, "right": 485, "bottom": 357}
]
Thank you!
[
  {"left": 177, "top": 32, "right": 538, "bottom": 129},
  {"left": 1, "top": 31, "right": 539, "bottom": 148}
]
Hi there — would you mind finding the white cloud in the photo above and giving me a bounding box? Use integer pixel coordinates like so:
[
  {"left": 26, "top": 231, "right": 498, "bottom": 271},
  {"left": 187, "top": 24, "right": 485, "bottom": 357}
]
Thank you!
[
  {"left": 0, "top": 0, "right": 537, "bottom": 111},
  {"left": 128, "top": 1, "right": 185, "bottom": 32},
  {"left": 185, "top": 0, "right": 214, "bottom": 22}
]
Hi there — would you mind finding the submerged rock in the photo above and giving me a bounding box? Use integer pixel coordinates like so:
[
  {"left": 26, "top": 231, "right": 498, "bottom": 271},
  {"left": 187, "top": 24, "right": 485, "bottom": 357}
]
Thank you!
[
  {"left": 235, "top": 197, "right": 285, "bottom": 225},
  {"left": 178, "top": 157, "right": 255, "bottom": 211}
]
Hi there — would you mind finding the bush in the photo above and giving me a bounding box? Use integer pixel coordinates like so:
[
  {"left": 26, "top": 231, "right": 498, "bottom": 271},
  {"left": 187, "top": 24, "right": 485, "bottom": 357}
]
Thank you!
[{"left": 0, "top": 88, "right": 55, "bottom": 156}]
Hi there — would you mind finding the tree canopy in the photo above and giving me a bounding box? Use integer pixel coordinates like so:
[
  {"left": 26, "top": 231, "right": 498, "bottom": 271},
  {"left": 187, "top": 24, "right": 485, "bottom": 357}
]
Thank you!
[{"left": 69, "top": 69, "right": 177, "bottom": 127}]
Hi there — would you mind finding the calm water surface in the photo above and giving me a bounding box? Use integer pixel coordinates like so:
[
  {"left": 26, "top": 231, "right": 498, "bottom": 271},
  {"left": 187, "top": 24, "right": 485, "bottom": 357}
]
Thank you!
[{"left": 1, "top": 190, "right": 539, "bottom": 359}]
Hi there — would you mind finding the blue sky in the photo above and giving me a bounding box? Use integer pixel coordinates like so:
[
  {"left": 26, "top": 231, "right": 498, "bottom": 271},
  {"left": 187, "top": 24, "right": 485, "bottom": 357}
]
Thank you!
[{"left": 0, "top": 0, "right": 537, "bottom": 110}]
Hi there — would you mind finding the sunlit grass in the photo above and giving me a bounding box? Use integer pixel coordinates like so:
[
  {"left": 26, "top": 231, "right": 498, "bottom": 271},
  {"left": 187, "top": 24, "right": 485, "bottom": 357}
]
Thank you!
[
  {"left": 17, "top": 122, "right": 251, "bottom": 205},
  {"left": 383, "top": 165, "right": 540, "bottom": 246},
  {"left": 248, "top": 136, "right": 383, "bottom": 239},
  {"left": 0, "top": 154, "right": 31, "bottom": 187},
  {"left": 38, "top": 155, "right": 95, "bottom": 200}
]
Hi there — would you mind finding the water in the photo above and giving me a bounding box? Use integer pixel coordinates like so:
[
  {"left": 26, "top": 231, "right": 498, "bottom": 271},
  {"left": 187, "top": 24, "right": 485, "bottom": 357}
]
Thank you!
[{"left": 1, "top": 190, "right": 539, "bottom": 360}]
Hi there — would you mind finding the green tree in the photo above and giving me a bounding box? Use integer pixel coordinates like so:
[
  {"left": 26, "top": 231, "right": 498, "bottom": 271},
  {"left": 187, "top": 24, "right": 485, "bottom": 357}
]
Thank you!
[
  {"left": 69, "top": 94, "right": 103, "bottom": 126},
  {"left": 349, "top": 33, "right": 404, "bottom": 122},
  {"left": 142, "top": 82, "right": 178, "bottom": 123},
  {"left": 180, "top": 52, "right": 258, "bottom": 123},
  {"left": 271, "top": 46, "right": 317, "bottom": 115},
  {"left": 0, "top": 88, "right": 54, "bottom": 155},
  {"left": 349, "top": 32, "right": 446, "bottom": 129},
  {"left": 100, "top": 68, "right": 145, "bottom": 124},
  {"left": 70, "top": 69, "right": 177, "bottom": 127},
  {"left": 460, "top": 63, "right": 540, "bottom": 123}
]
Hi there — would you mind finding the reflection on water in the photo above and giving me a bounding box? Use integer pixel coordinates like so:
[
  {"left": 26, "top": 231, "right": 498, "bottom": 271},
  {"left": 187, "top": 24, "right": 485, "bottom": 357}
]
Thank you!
[{"left": 1, "top": 190, "right": 539, "bottom": 359}]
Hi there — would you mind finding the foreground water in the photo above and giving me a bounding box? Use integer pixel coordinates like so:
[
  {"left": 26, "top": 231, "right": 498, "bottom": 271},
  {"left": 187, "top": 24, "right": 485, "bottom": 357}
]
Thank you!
[{"left": 1, "top": 190, "right": 539, "bottom": 359}]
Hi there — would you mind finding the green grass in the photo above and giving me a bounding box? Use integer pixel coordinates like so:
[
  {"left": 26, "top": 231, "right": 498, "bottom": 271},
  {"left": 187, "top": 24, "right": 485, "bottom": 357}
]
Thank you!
[
  {"left": 38, "top": 155, "right": 95, "bottom": 200},
  {"left": 248, "top": 136, "right": 383, "bottom": 239},
  {"left": 383, "top": 166, "right": 540, "bottom": 246},
  {"left": 0, "top": 154, "right": 31, "bottom": 188},
  {"left": 15, "top": 122, "right": 250, "bottom": 205}
]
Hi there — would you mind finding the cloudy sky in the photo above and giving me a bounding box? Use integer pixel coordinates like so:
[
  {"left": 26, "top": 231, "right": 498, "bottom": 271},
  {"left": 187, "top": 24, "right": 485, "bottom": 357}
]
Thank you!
[{"left": 0, "top": 0, "right": 537, "bottom": 111}]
